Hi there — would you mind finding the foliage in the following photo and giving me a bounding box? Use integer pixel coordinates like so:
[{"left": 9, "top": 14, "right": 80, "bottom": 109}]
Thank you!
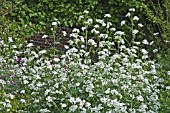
[{"left": 1, "top": 0, "right": 147, "bottom": 33}]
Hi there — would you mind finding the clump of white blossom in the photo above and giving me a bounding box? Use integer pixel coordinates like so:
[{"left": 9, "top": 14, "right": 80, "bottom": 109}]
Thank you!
[{"left": 0, "top": 8, "right": 164, "bottom": 113}]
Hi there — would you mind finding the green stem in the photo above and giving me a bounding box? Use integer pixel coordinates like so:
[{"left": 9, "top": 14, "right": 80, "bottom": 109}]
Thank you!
[
  {"left": 85, "top": 26, "right": 88, "bottom": 51},
  {"left": 54, "top": 32, "right": 56, "bottom": 57}
]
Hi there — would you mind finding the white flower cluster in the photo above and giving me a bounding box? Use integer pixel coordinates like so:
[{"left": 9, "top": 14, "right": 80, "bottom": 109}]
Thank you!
[{"left": 0, "top": 10, "right": 164, "bottom": 113}]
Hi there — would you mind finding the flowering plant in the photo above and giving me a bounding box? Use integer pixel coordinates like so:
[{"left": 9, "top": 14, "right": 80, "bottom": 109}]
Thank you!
[{"left": 0, "top": 9, "right": 164, "bottom": 113}]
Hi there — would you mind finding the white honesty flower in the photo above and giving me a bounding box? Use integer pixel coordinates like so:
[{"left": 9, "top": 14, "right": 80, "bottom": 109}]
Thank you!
[
  {"left": 138, "top": 23, "right": 143, "bottom": 27},
  {"left": 83, "top": 10, "right": 89, "bottom": 14},
  {"left": 136, "top": 95, "right": 144, "bottom": 101},
  {"left": 8, "top": 37, "right": 13, "bottom": 43},
  {"left": 39, "top": 108, "right": 50, "bottom": 113},
  {"left": 110, "top": 28, "right": 116, "bottom": 31},
  {"left": 81, "top": 27, "right": 86, "bottom": 31},
  {"left": 121, "top": 20, "right": 126, "bottom": 26},
  {"left": 167, "top": 71, "right": 170, "bottom": 75},
  {"left": 129, "top": 8, "right": 135, "bottom": 12},
  {"left": 42, "top": 35, "right": 48, "bottom": 39},
  {"left": 153, "top": 49, "right": 158, "bottom": 53},
  {"left": 62, "top": 31, "right": 67, "bottom": 36},
  {"left": 94, "top": 24, "right": 99, "bottom": 28},
  {"left": 52, "top": 22, "right": 57, "bottom": 26},
  {"left": 39, "top": 50, "right": 47, "bottom": 55},
  {"left": 104, "top": 14, "right": 111, "bottom": 18},
  {"left": 79, "top": 15, "right": 84, "bottom": 20},
  {"left": 142, "top": 39, "right": 149, "bottom": 45},
  {"left": 64, "top": 45, "right": 69, "bottom": 49},
  {"left": 141, "top": 49, "right": 148, "bottom": 55},
  {"left": 133, "top": 16, "right": 139, "bottom": 21},
  {"left": 126, "top": 12, "right": 131, "bottom": 17},
  {"left": 133, "top": 29, "right": 139, "bottom": 34},
  {"left": 87, "top": 18, "right": 93, "bottom": 24},
  {"left": 20, "top": 99, "right": 26, "bottom": 103},
  {"left": 115, "top": 31, "right": 125, "bottom": 36},
  {"left": 73, "top": 28, "right": 80, "bottom": 33},
  {"left": 26, "top": 43, "right": 34, "bottom": 47},
  {"left": 61, "top": 103, "right": 67, "bottom": 108},
  {"left": 54, "top": 58, "right": 60, "bottom": 62}
]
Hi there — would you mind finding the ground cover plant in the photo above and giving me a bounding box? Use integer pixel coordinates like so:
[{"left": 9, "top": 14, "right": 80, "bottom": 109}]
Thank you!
[{"left": 0, "top": 8, "right": 169, "bottom": 113}]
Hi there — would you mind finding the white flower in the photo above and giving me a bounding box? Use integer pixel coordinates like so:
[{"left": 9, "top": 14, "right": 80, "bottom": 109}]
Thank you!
[
  {"left": 138, "top": 23, "right": 143, "bottom": 27},
  {"left": 39, "top": 50, "right": 47, "bottom": 55},
  {"left": 110, "top": 28, "right": 116, "bottom": 31},
  {"left": 33, "top": 99, "right": 39, "bottom": 103},
  {"left": 153, "top": 49, "right": 158, "bottom": 53},
  {"left": 62, "top": 31, "right": 67, "bottom": 36},
  {"left": 61, "top": 103, "right": 67, "bottom": 108},
  {"left": 105, "top": 88, "right": 110, "bottom": 94},
  {"left": 54, "top": 58, "right": 60, "bottom": 62},
  {"left": 8, "top": 37, "right": 13, "bottom": 43},
  {"left": 23, "top": 80, "right": 29, "bottom": 84},
  {"left": 81, "top": 27, "right": 86, "bottom": 31},
  {"left": 129, "top": 8, "right": 135, "bottom": 12},
  {"left": 142, "top": 39, "right": 149, "bottom": 45},
  {"left": 83, "top": 10, "right": 89, "bottom": 14},
  {"left": 0, "top": 79, "right": 6, "bottom": 86},
  {"left": 20, "top": 99, "right": 26, "bottom": 103},
  {"left": 88, "top": 39, "right": 97, "bottom": 46},
  {"left": 94, "top": 24, "right": 99, "bottom": 28},
  {"left": 79, "top": 15, "right": 84, "bottom": 20},
  {"left": 134, "top": 41, "right": 141, "bottom": 45},
  {"left": 104, "top": 14, "right": 111, "bottom": 18},
  {"left": 70, "top": 48, "right": 78, "bottom": 52},
  {"left": 73, "top": 28, "right": 80, "bottom": 33},
  {"left": 126, "top": 12, "right": 131, "bottom": 17},
  {"left": 121, "top": 20, "right": 126, "bottom": 26},
  {"left": 115, "top": 31, "right": 125, "bottom": 36},
  {"left": 132, "top": 29, "right": 139, "bottom": 34},
  {"left": 154, "top": 32, "right": 159, "bottom": 36},
  {"left": 96, "top": 19, "right": 106, "bottom": 26},
  {"left": 85, "top": 102, "right": 91, "bottom": 107},
  {"left": 68, "top": 40, "right": 74, "bottom": 45},
  {"left": 54, "top": 18, "right": 58, "bottom": 21},
  {"left": 91, "top": 28, "right": 100, "bottom": 34},
  {"left": 70, "top": 33, "right": 78, "bottom": 38},
  {"left": 20, "top": 90, "right": 25, "bottom": 94},
  {"left": 26, "top": 43, "right": 34, "bottom": 47},
  {"left": 42, "top": 35, "right": 48, "bottom": 39},
  {"left": 46, "top": 96, "right": 52, "bottom": 102},
  {"left": 167, "top": 71, "right": 170, "bottom": 75},
  {"left": 79, "top": 36, "right": 85, "bottom": 43},
  {"left": 81, "top": 45, "right": 85, "bottom": 48},
  {"left": 99, "top": 34, "right": 108, "bottom": 39},
  {"left": 87, "top": 18, "right": 93, "bottom": 24},
  {"left": 9, "top": 94, "right": 14, "bottom": 99},
  {"left": 69, "top": 97, "right": 76, "bottom": 104},
  {"left": 133, "top": 16, "right": 139, "bottom": 21},
  {"left": 52, "top": 22, "right": 57, "bottom": 26},
  {"left": 64, "top": 45, "right": 69, "bottom": 49},
  {"left": 6, "top": 103, "right": 12, "bottom": 108},
  {"left": 69, "top": 105, "right": 78, "bottom": 112},
  {"left": 141, "top": 49, "right": 148, "bottom": 55},
  {"left": 100, "top": 97, "right": 108, "bottom": 104},
  {"left": 107, "top": 22, "right": 112, "bottom": 28},
  {"left": 150, "top": 41, "right": 154, "bottom": 45},
  {"left": 166, "top": 86, "right": 170, "bottom": 90},
  {"left": 34, "top": 74, "right": 41, "bottom": 80},
  {"left": 40, "top": 108, "right": 50, "bottom": 113},
  {"left": 76, "top": 83, "right": 80, "bottom": 86}
]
